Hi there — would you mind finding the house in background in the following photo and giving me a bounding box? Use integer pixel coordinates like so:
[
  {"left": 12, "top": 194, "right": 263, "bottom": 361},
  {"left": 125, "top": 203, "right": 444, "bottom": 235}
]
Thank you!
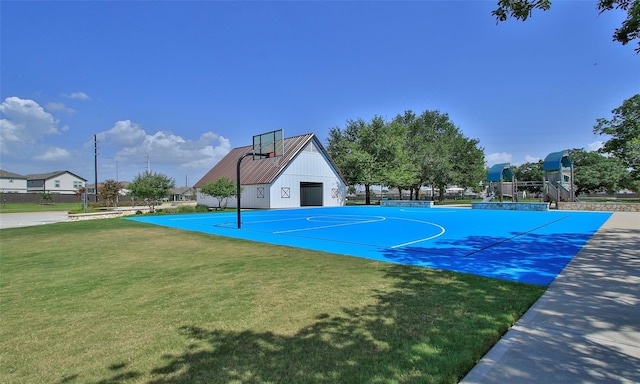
[
  {"left": 27, "top": 171, "right": 86, "bottom": 195},
  {"left": 87, "top": 181, "right": 131, "bottom": 196},
  {"left": 194, "top": 133, "right": 347, "bottom": 209},
  {"left": 169, "top": 187, "right": 195, "bottom": 202},
  {"left": 0, "top": 170, "right": 28, "bottom": 193}
]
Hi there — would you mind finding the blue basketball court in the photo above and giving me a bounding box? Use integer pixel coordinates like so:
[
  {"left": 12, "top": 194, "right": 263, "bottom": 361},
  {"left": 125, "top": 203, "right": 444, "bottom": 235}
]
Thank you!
[{"left": 127, "top": 206, "right": 612, "bottom": 286}]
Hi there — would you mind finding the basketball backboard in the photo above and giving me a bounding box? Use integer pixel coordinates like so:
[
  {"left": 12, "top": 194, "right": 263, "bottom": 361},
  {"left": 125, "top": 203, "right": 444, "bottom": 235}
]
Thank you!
[{"left": 253, "top": 129, "right": 284, "bottom": 160}]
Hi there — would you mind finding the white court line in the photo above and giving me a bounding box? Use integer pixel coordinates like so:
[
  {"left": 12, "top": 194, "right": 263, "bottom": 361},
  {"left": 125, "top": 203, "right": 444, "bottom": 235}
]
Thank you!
[
  {"left": 274, "top": 214, "right": 446, "bottom": 249},
  {"left": 273, "top": 216, "right": 386, "bottom": 234},
  {"left": 169, "top": 212, "right": 446, "bottom": 249},
  {"left": 386, "top": 217, "right": 446, "bottom": 248},
  {"left": 168, "top": 214, "right": 304, "bottom": 224},
  {"left": 241, "top": 216, "right": 310, "bottom": 225}
]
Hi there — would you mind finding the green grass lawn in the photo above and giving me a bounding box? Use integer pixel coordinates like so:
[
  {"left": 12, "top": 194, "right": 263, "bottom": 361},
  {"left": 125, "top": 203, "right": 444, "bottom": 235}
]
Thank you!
[
  {"left": 0, "top": 202, "right": 82, "bottom": 213},
  {"left": 0, "top": 218, "right": 545, "bottom": 384}
]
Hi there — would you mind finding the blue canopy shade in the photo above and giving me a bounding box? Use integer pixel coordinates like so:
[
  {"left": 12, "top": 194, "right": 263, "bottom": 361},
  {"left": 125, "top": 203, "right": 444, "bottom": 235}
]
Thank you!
[
  {"left": 543, "top": 150, "right": 572, "bottom": 171},
  {"left": 487, "top": 163, "right": 514, "bottom": 182}
]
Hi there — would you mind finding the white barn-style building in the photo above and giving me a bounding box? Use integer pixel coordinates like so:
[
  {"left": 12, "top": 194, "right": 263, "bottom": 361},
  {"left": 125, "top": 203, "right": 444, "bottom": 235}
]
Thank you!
[{"left": 194, "top": 133, "right": 348, "bottom": 209}]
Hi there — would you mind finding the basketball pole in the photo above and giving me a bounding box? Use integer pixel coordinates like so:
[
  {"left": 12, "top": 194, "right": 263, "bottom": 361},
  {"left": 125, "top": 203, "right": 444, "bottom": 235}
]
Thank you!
[{"left": 236, "top": 152, "right": 269, "bottom": 229}]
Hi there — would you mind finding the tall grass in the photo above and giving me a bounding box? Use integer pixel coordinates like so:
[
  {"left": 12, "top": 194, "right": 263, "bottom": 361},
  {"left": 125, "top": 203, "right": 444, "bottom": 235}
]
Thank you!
[{"left": 0, "top": 219, "right": 545, "bottom": 383}]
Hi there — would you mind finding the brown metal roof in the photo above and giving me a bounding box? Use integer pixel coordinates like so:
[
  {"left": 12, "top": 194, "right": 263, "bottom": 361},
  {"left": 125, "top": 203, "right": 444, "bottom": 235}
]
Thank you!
[{"left": 194, "top": 133, "right": 346, "bottom": 188}]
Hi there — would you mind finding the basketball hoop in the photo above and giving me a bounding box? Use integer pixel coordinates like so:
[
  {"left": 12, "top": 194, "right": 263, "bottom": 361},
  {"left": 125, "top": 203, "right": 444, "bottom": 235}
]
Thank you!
[
  {"left": 252, "top": 129, "right": 284, "bottom": 168},
  {"left": 270, "top": 153, "right": 281, "bottom": 168},
  {"left": 238, "top": 129, "right": 284, "bottom": 229}
]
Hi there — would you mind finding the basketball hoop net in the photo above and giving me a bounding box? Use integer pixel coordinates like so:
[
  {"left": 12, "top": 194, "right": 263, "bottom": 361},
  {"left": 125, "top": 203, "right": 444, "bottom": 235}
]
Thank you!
[{"left": 270, "top": 153, "right": 281, "bottom": 168}]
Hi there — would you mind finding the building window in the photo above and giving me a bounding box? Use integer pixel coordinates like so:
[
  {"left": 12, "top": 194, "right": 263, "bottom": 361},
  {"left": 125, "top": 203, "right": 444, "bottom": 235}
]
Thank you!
[
  {"left": 281, "top": 187, "right": 290, "bottom": 198},
  {"left": 73, "top": 181, "right": 83, "bottom": 188},
  {"left": 257, "top": 187, "right": 264, "bottom": 198},
  {"left": 54, "top": 180, "right": 60, "bottom": 188}
]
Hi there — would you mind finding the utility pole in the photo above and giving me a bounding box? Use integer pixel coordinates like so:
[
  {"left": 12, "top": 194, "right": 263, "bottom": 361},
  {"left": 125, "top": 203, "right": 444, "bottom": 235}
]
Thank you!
[{"left": 94, "top": 134, "right": 99, "bottom": 202}]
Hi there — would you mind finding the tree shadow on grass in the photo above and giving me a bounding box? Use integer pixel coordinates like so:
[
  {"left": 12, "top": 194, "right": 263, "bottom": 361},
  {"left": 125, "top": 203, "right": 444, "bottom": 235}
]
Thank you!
[
  {"left": 132, "top": 266, "right": 543, "bottom": 384},
  {"left": 94, "top": 363, "right": 142, "bottom": 384}
]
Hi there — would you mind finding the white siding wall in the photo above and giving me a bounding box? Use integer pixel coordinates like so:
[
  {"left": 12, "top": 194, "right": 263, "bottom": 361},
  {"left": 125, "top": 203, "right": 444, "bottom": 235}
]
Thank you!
[
  {"left": 44, "top": 173, "right": 85, "bottom": 194},
  {"left": 236, "top": 184, "right": 270, "bottom": 209},
  {"left": 270, "top": 142, "right": 346, "bottom": 208},
  {"left": 0, "top": 178, "right": 27, "bottom": 193},
  {"left": 196, "top": 192, "right": 218, "bottom": 208}
]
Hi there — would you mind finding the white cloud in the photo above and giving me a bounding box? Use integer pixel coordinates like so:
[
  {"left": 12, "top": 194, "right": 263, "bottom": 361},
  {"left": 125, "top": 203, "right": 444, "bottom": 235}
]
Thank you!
[
  {"left": 95, "top": 120, "right": 231, "bottom": 178},
  {"left": 46, "top": 102, "right": 75, "bottom": 114},
  {"left": 67, "top": 91, "right": 90, "bottom": 100},
  {"left": 588, "top": 141, "right": 604, "bottom": 152},
  {"left": 524, "top": 155, "right": 541, "bottom": 163},
  {"left": 35, "top": 147, "right": 71, "bottom": 161},
  {"left": 97, "top": 120, "right": 147, "bottom": 147},
  {"left": 0, "top": 96, "right": 62, "bottom": 155},
  {"left": 485, "top": 152, "right": 512, "bottom": 167}
]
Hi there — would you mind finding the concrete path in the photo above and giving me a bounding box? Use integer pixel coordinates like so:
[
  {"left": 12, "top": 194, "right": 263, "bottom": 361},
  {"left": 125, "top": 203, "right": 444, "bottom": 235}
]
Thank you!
[
  {"left": 461, "top": 212, "right": 640, "bottom": 383},
  {"left": 0, "top": 211, "right": 69, "bottom": 229}
]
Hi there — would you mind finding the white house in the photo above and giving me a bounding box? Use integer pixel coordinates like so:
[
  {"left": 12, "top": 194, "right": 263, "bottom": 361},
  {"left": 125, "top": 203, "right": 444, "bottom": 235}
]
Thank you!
[
  {"left": 27, "top": 171, "right": 87, "bottom": 195},
  {"left": 194, "top": 133, "right": 348, "bottom": 209},
  {"left": 0, "top": 170, "right": 28, "bottom": 193}
]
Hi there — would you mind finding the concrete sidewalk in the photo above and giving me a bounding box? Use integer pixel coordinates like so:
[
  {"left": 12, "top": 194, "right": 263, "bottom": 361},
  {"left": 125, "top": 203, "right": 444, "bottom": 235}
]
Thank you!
[
  {"left": 461, "top": 212, "right": 640, "bottom": 383},
  {"left": 0, "top": 211, "right": 69, "bottom": 229}
]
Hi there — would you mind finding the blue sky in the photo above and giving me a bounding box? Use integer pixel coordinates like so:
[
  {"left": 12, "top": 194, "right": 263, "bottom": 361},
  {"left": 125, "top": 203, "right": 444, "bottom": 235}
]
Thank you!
[{"left": 1, "top": 1, "right": 638, "bottom": 186}]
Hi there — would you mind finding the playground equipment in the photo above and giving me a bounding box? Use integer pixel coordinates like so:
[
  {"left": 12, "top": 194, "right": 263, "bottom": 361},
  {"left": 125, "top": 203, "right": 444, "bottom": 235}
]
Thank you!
[
  {"left": 485, "top": 163, "right": 517, "bottom": 202},
  {"left": 543, "top": 150, "right": 576, "bottom": 204}
]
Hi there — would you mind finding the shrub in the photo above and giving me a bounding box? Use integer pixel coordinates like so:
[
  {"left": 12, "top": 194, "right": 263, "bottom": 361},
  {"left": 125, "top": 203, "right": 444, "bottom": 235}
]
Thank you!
[{"left": 195, "top": 205, "right": 209, "bottom": 213}]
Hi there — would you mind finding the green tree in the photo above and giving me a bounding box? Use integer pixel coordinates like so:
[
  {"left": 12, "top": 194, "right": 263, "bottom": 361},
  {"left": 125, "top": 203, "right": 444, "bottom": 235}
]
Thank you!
[
  {"left": 403, "top": 110, "right": 484, "bottom": 201},
  {"left": 99, "top": 179, "right": 122, "bottom": 208},
  {"left": 360, "top": 116, "right": 410, "bottom": 204},
  {"left": 329, "top": 110, "right": 484, "bottom": 204},
  {"left": 327, "top": 117, "right": 396, "bottom": 205},
  {"left": 493, "top": 0, "right": 640, "bottom": 52},
  {"left": 569, "top": 148, "right": 631, "bottom": 194},
  {"left": 450, "top": 135, "right": 486, "bottom": 195},
  {"left": 327, "top": 122, "right": 366, "bottom": 200},
  {"left": 514, "top": 161, "right": 544, "bottom": 193},
  {"left": 384, "top": 119, "right": 419, "bottom": 199},
  {"left": 200, "top": 177, "right": 237, "bottom": 210},
  {"left": 593, "top": 94, "right": 640, "bottom": 182},
  {"left": 621, "top": 171, "right": 640, "bottom": 193},
  {"left": 128, "top": 171, "right": 176, "bottom": 212},
  {"left": 403, "top": 110, "right": 446, "bottom": 199}
]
